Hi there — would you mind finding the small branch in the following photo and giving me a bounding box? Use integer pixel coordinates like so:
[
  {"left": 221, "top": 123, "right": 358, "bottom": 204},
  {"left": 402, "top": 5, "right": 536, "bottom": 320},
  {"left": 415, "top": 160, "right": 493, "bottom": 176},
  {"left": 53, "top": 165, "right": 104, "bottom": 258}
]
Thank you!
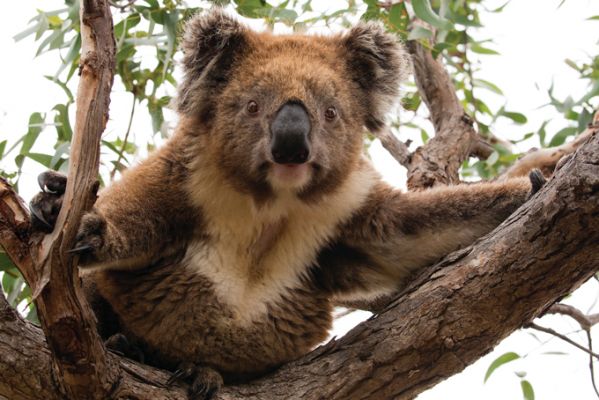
[
  {"left": 526, "top": 322, "right": 599, "bottom": 360},
  {"left": 373, "top": 125, "right": 411, "bottom": 167},
  {"left": 499, "top": 110, "right": 599, "bottom": 180},
  {"left": 108, "top": 0, "right": 136, "bottom": 10},
  {"left": 470, "top": 137, "right": 494, "bottom": 159}
]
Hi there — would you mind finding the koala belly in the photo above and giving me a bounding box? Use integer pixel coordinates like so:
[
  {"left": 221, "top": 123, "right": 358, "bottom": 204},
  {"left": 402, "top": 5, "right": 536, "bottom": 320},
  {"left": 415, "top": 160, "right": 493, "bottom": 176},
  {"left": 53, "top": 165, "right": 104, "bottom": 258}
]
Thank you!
[{"left": 89, "top": 260, "right": 333, "bottom": 381}]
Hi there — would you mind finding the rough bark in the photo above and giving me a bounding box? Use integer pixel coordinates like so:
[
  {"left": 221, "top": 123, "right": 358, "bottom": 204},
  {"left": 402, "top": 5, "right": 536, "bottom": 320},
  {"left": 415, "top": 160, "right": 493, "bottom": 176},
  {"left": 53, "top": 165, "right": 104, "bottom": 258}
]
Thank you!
[
  {"left": 7, "top": 0, "right": 119, "bottom": 399},
  {"left": 1, "top": 130, "right": 597, "bottom": 400}
]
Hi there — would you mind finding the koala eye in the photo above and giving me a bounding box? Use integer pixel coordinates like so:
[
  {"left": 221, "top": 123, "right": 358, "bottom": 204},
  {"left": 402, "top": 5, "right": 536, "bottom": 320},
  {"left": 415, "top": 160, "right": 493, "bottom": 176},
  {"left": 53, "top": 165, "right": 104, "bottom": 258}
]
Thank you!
[
  {"left": 324, "top": 106, "right": 337, "bottom": 121},
  {"left": 247, "top": 100, "right": 260, "bottom": 115}
]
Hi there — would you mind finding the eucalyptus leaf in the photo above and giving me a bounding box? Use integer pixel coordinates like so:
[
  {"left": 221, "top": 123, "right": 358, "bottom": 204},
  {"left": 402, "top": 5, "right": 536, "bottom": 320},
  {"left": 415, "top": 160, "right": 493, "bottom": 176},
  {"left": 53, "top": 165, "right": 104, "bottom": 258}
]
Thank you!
[
  {"left": 484, "top": 352, "right": 520, "bottom": 383},
  {"left": 412, "top": 0, "right": 453, "bottom": 30},
  {"left": 520, "top": 380, "right": 535, "bottom": 400}
]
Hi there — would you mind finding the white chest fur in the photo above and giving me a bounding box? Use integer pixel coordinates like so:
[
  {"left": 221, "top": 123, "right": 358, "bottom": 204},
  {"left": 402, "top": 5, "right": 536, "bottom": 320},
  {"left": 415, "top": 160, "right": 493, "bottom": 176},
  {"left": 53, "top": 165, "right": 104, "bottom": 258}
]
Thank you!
[{"left": 184, "top": 163, "right": 378, "bottom": 325}]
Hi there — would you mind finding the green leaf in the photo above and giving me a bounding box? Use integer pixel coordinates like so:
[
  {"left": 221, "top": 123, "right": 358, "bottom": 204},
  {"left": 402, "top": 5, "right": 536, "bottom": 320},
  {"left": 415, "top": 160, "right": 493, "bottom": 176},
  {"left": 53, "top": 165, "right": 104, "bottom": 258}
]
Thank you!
[
  {"left": 484, "top": 352, "right": 520, "bottom": 383},
  {"left": 388, "top": 3, "right": 409, "bottom": 34},
  {"left": 17, "top": 112, "right": 45, "bottom": 168},
  {"left": 13, "top": 23, "right": 40, "bottom": 42},
  {"left": 0, "top": 252, "right": 16, "bottom": 271},
  {"left": 55, "top": 34, "right": 81, "bottom": 78},
  {"left": 235, "top": 0, "right": 270, "bottom": 19},
  {"left": 114, "top": 13, "right": 141, "bottom": 39},
  {"left": 408, "top": 26, "right": 433, "bottom": 41},
  {"left": 26, "top": 153, "right": 53, "bottom": 167},
  {"left": 486, "top": 150, "right": 499, "bottom": 167},
  {"left": 470, "top": 43, "right": 500, "bottom": 55},
  {"left": 500, "top": 111, "right": 527, "bottom": 124},
  {"left": 420, "top": 129, "right": 429, "bottom": 144},
  {"left": 586, "top": 15, "right": 599, "bottom": 20},
  {"left": 0, "top": 140, "right": 6, "bottom": 158},
  {"left": 412, "top": 0, "right": 453, "bottom": 30},
  {"left": 537, "top": 121, "right": 548, "bottom": 147},
  {"left": 473, "top": 79, "right": 503, "bottom": 95},
  {"left": 489, "top": 1, "right": 511, "bottom": 13},
  {"left": 53, "top": 104, "right": 73, "bottom": 141},
  {"left": 520, "top": 380, "right": 535, "bottom": 400},
  {"left": 548, "top": 127, "right": 577, "bottom": 147}
]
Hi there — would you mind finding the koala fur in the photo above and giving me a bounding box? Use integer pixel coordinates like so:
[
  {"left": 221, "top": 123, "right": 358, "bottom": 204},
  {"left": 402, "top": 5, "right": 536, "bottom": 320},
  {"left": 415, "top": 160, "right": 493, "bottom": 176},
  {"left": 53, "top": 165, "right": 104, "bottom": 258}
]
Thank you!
[{"left": 30, "top": 8, "right": 539, "bottom": 397}]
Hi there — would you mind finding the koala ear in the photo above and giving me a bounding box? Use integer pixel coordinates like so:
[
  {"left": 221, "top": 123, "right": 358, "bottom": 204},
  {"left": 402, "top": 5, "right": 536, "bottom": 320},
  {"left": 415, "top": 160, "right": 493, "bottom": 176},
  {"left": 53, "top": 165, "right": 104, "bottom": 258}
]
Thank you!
[
  {"left": 342, "top": 21, "right": 409, "bottom": 131},
  {"left": 177, "top": 9, "right": 249, "bottom": 117}
]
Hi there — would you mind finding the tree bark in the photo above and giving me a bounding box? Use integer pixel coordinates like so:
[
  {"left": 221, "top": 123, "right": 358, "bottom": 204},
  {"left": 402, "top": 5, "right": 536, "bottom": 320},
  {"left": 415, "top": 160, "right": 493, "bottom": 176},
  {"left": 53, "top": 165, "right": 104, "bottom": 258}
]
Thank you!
[{"left": 1, "top": 130, "right": 597, "bottom": 399}]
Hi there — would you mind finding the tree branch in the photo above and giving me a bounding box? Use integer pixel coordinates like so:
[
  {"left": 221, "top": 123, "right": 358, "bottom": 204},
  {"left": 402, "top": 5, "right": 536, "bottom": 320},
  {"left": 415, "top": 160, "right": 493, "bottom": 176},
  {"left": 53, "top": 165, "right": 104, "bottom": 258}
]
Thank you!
[
  {"left": 404, "top": 40, "right": 481, "bottom": 190},
  {"left": 499, "top": 110, "right": 599, "bottom": 180},
  {"left": 1, "top": 1, "right": 119, "bottom": 398},
  {"left": 1, "top": 124, "right": 597, "bottom": 400}
]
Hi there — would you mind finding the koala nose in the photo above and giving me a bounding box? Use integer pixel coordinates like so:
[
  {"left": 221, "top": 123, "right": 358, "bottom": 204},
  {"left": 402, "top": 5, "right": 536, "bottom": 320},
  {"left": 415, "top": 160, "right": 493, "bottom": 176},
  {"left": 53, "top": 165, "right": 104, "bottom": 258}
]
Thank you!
[{"left": 270, "top": 102, "right": 311, "bottom": 164}]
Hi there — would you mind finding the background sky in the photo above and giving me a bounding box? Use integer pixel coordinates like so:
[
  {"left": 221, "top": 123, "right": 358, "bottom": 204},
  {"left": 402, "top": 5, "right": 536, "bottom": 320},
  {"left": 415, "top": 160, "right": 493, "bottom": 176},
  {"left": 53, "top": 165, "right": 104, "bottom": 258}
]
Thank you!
[{"left": 1, "top": 1, "right": 599, "bottom": 399}]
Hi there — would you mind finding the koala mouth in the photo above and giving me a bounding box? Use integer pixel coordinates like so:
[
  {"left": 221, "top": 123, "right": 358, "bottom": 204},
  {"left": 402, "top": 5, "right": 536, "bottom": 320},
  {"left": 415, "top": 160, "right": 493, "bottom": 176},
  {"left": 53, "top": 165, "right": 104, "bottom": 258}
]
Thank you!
[{"left": 269, "top": 163, "right": 311, "bottom": 190}]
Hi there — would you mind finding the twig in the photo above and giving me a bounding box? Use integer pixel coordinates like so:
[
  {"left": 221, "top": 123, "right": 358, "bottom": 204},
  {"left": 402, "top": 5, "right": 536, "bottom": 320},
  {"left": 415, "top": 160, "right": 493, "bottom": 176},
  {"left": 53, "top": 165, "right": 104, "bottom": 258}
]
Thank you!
[
  {"left": 108, "top": 0, "right": 136, "bottom": 11},
  {"left": 110, "top": 94, "right": 136, "bottom": 180},
  {"left": 526, "top": 322, "right": 599, "bottom": 360},
  {"left": 373, "top": 125, "right": 411, "bottom": 168},
  {"left": 587, "top": 330, "right": 599, "bottom": 399},
  {"left": 546, "top": 303, "right": 599, "bottom": 331}
]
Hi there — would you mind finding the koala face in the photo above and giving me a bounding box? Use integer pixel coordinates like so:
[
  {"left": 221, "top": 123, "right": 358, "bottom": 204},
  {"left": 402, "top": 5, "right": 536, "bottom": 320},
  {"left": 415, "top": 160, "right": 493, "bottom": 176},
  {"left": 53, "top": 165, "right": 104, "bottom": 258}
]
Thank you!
[{"left": 178, "top": 10, "right": 408, "bottom": 202}]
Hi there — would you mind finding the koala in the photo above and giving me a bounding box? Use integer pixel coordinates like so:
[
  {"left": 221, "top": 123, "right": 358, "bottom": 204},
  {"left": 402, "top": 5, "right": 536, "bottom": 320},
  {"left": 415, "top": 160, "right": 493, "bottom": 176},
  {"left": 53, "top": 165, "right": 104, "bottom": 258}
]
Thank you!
[{"left": 29, "top": 9, "right": 544, "bottom": 400}]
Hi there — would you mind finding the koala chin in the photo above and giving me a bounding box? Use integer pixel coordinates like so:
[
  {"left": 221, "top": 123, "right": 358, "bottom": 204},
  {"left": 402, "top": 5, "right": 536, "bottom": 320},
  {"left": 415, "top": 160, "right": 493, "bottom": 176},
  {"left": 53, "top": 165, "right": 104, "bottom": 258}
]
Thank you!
[{"left": 29, "top": 8, "right": 544, "bottom": 400}]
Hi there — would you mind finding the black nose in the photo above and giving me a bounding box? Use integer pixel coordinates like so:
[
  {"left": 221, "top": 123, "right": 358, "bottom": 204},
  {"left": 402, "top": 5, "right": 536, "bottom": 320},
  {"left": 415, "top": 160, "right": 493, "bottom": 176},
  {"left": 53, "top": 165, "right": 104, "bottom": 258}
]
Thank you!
[{"left": 270, "top": 102, "right": 311, "bottom": 164}]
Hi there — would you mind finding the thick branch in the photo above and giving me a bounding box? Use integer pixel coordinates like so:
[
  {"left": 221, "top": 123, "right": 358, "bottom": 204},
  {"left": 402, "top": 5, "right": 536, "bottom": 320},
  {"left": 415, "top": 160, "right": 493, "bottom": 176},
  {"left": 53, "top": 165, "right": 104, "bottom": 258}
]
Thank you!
[{"left": 1, "top": 126, "right": 597, "bottom": 400}]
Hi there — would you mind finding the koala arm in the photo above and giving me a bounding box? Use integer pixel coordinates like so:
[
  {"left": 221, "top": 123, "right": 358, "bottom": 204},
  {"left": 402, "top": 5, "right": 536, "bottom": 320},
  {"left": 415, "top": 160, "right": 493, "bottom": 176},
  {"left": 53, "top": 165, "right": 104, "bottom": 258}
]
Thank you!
[
  {"left": 77, "top": 150, "right": 195, "bottom": 270},
  {"left": 315, "top": 176, "right": 537, "bottom": 302}
]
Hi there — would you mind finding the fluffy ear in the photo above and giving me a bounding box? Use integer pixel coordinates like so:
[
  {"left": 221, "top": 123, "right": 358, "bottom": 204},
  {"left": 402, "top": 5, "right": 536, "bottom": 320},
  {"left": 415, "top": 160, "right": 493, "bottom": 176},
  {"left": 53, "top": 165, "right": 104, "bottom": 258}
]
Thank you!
[
  {"left": 177, "top": 9, "right": 249, "bottom": 118},
  {"left": 342, "top": 21, "right": 409, "bottom": 131}
]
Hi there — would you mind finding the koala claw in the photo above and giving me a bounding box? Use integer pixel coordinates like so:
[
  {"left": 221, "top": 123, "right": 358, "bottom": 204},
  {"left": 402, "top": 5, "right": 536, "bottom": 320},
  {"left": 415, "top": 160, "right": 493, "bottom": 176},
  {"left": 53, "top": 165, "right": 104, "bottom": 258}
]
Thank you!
[
  {"left": 529, "top": 169, "right": 547, "bottom": 195},
  {"left": 29, "top": 202, "right": 52, "bottom": 229},
  {"left": 37, "top": 170, "right": 67, "bottom": 194},
  {"left": 105, "top": 333, "right": 145, "bottom": 363},
  {"left": 166, "top": 362, "right": 223, "bottom": 400},
  {"left": 67, "top": 244, "right": 95, "bottom": 254}
]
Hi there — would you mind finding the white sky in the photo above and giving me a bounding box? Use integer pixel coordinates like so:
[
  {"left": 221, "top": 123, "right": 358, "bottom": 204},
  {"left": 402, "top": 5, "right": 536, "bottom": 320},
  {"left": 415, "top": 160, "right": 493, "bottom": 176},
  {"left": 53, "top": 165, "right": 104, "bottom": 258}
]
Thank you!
[{"left": 1, "top": 1, "right": 599, "bottom": 399}]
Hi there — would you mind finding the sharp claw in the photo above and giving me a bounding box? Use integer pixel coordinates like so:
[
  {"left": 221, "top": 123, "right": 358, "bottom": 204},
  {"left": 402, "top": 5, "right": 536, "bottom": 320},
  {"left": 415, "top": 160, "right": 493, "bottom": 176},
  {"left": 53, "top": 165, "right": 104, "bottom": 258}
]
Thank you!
[
  {"left": 166, "top": 369, "right": 184, "bottom": 387},
  {"left": 37, "top": 174, "right": 47, "bottom": 192},
  {"left": 29, "top": 204, "right": 52, "bottom": 229},
  {"left": 68, "top": 244, "right": 93, "bottom": 254}
]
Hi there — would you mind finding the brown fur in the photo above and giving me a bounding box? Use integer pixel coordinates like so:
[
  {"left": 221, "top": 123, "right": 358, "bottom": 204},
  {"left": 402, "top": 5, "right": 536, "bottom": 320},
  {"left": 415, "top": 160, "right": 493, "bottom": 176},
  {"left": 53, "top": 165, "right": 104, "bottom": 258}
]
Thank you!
[{"left": 31, "top": 9, "right": 537, "bottom": 389}]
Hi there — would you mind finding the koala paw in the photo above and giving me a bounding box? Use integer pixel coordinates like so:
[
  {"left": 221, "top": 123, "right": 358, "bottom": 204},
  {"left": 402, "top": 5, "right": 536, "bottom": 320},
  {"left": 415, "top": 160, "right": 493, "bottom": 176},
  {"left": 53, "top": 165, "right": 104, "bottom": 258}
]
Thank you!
[
  {"left": 166, "top": 362, "right": 223, "bottom": 400},
  {"left": 30, "top": 170, "right": 105, "bottom": 264},
  {"left": 69, "top": 212, "right": 107, "bottom": 264},
  {"left": 528, "top": 169, "right": 547, "bottom": 196},
  {"left": 29, "top": 171, "right": 67, "bottom": 232},
  {"left": 105, "top": 333, "right": 145, "bottom": 363}
]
